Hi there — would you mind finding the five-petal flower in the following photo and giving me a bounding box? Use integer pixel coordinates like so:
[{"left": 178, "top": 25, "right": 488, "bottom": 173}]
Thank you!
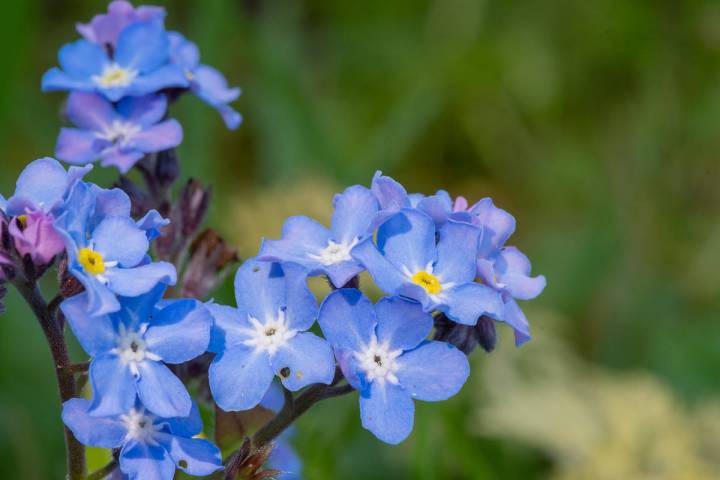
[
  {"left": 318, "top": 289, "right": 470, "bottom": 444},
  {"left": 208, "top": 259, "right": 335, "bottom": 411},
  {"left": 62, "top": 398, "right": 222, "bottom": 480},
  {"left": 258, "top": 185, "right": 379, "bottom": 288},
  {"left": 61, "top": 284, "right": 211, "bottom": 418},
  {"left": 56, "top": 92, "right": 183, "bottom": 173}
]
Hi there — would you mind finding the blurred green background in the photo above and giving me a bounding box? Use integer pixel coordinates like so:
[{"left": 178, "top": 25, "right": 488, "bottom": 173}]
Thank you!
[{"left": 2, "top": 0, "right": 720, "bottom": 478}]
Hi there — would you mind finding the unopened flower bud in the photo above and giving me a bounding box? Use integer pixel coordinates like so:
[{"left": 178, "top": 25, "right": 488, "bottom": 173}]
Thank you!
[
  {"left": 180, "top": 179, "right": 212, "bottom": 237},
  {"left": 434, "top": 314, "right": 478, "bottom": 354},
  {"left": 180, "top": 229, "right": 238, "bottom": 299},
  {"left": 474, "top": 315, "right": 497, "bottom": 353},
  {"left": 9, "top": 212, "right": 64, "bottom": 267},
  {"left": 58, "top": 256, "right": 84, "bottom": 298},
  {"left": 154, "top": 149, "right": 180, "bottom": 189}
]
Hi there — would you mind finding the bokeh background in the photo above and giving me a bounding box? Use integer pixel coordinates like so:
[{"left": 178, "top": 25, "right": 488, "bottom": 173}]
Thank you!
[{"left": 2, "top": 0, "right": 720, "bottom": 478}]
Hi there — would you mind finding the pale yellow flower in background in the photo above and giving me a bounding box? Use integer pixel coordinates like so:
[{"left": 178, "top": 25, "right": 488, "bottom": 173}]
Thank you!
[{"left": 472, "top": 311, "right": 720, "bottom": 480}]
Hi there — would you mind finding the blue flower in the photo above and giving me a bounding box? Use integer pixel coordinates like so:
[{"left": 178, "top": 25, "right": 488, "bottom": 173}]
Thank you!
[
  {"left": 168, "top": 32, "right": 242, "bottom": 129},
  {"left": 258, "top": 185, "right": 379, "bottom": 288},
  {"left": 61, "top": 284, "right": 211, "bottom": 418},
  {"left": 472, "top": 198, "right": 546, "bottom": 345},
  {"left": 352, "top": 208, "right": 503, "bottom": 326},
  {"left": 62, "top": 398, "right": 222, "bottom": 480},
  {"left": 42, "top": 21, "right": 188, "bottom": 102},
  {"left": 56, "top": 92, "right": 182, "bottom": 173},
  {"left": 318, "top": 289, "right": 470, "bottom": 444},
  {"left": 207, "top": 259, "right": 335, "bottom": 411},
  {"left": 76, "top": 0, "right": 166, "bottom": 49},
  {"left": 1, "top": 157, "right": 90, "bottom": 217},
  {"left": 57, "top": 182, "right": 175, "bottom": 316}
]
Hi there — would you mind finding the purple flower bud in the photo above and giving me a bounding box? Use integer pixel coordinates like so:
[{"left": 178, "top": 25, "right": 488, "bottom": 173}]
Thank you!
[
  {"left": 154, "top": 149, "right": 180, "bottom": 189},
  {"left": 474, "top": 315, "right": 497, "bottom": 353},
  {"left": 9, "top": 212, "right": 65, "bottom": 267},
  {"left": 180, "top": 229, "right": 238, "bottom": 299},
  {"left": 433, "top": 314, "right": 497, "bottom": 354},
  {"left": 180, "top": 179, "right": 211, "bottom": 237}
]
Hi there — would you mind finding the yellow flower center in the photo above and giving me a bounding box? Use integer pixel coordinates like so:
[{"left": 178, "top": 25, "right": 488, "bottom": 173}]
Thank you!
[
  {"left": 92, "top": 64, "right": 137, "bottom": 88},
  {"left": 411, "top": 271, "right": 442, "bottom": 295},
  {"left": 17, "top": 215, "right": 28, "bottom": 228},
  {"left": 78, "top": 248, "right": 106, "bottom": 275}
]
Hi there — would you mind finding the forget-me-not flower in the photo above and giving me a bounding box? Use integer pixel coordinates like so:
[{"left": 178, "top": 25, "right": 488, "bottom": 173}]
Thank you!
[
  {"left": 318, "top": 289, "right": 469, "bottom": 444},
  {"left": 42, "top": 21, "right": 188, "bottom": 102},
  {"left": 208, "top": 259, "right": 335, "bottom": 411},
  {"left": 56, "top": 92, "right": 182, "bottom": 173},
  {"left": 352, "top": 208, "right": 503, "bottom": 326},
  {"left": 76, "top": 0, "right": 166, "bottom": 49},
  {"left": 168, "top": 32, "right": 242, "bottom": 129},
  {"left": 57, "top": 181, "right": 175, "bottom": 316},
  {"left": 258, "top": 185, "right": 379, "bottom": 288},
  {"left": 62, "top": 398, "right": 222, "bottom": 480},
  {"left": 61, "top": 284, "right": 211, "bottom": 418}
]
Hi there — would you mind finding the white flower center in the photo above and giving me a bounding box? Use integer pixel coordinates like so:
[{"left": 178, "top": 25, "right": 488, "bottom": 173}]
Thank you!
[
  {"left": 355, "top": 336, "right": 402, "bottom": 385},
  {"left": 96, "top": 120, "right": 142, "bottom": 146},
  {"left": 242, "top": 308, "right": 296, "bottom": 356},
  {"left": 113, "top": 324, "right": 161, "bottom": 377},
  {"left": 309, "top": 238, "right": 359, "bottom": 266},
  {"left": 92, "top": 63, "right": 138, "bottom": 88},
  {"left": 121, "top": 408, "right": 161, "bottom": 444}
]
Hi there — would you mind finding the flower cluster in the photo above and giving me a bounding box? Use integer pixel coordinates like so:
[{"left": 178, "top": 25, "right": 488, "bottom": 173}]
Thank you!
[
  {"left": 43, "top": 0, "right": 241, "bottom": 173},
  {"left": 2, "top": 1, "right": 546, "bottom": 479}
]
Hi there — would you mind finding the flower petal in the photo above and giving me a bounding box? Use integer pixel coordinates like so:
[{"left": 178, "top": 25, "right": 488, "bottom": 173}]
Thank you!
[
  {"left": 374, "top": 296, "right": 432, "bottom": 351},
  {"left": 99, "top": 148, "right": 145, "bottom": 173},
  {"left": 495, "top": 247, "right": 546, "bottom": 300},
  {"left": 371, "top": 171, "right": 410, "bottom": 211},
  {"left": 209, "top": 345, "right": 274, "bottom": 411},
  {"left": 396, "top": 341, "right": 469, "bottom": 401},
  {"left": 359, "top": 381, "right": 414, "bottom": 445},
  {"left": 206, "top": 303, "right": 252, "bottom": 353},
  {"left": 119, "top": 440, "right": 176, "bottom": 480},
  {"left": 282, "top": 262, "right": 318, "bottom": 331},
  {"left": 145, "top": 300, "right": 211, "bottom": 364},
  {"left": 502, "top": 298, "right": 532, "bottom": 346},
  {"left": 318, "top": 289, "right": 376, "bottom": 352},
  {"left": 160, "top": 401, "right": 203, "bottom": 438},
  {"left": 11, "top": 158, "right": 73, "bottom": 214},
  {"left": 66, "top": 92, "right": 116, "bottom": 130},
  {"left": 377, "top": 209, "right": 436, "bottom": 274},
  {"left": 233, "top": 259, "right": 286, "bottom": 323},
  {"left": 61, "top": 292, "right": 117, "bottom": 356},
  {"left": 41, "top": 68, "right": 95, "bottom": 93},
  {"left": 124, "top": 64, "right": 189, "bottom": 96},
  {"left": 258, "top": 216, "right": 331, "bottom": 268},
  {"left": 115, "top": 22, "right": 169, "bottom": 72},
  {"left": 62, "top": 398, "right": 126, "bottom": 448},
  {"left": 136, "top": 360, "right": 192, "bottom": 418},
  {"left": 271, "top": 332, "right": 335, "bottom": 391},
  {"left": 57, "top": 39, "right": 107, "bottom": 78},
  {"left": 55, "top": 128, "right": 105, "bottom": 165},
  {"left": 437, "top": 283, "right": 504, "bottom": 326},
  {"left": 130, "top": 119, "right": 183, "bottom": 153},
  {"left": 470, "top": 198, "right": 516, "bottom": 257},
  {"left": 331, "top": 185, "right": 378, "bottom": 244},
  {"left": 89, "top": 353, "right": 136, "bottom": 416},
  {"left": 433, "top": 220, "right": 480, "bottom": 284},
  {"left": 116, "top": 93, "right": 167, "bottom": 126},
  {"left": 93, "top": 216, "right": 149, "bottom": 267},
  {"left": 351, "top": 238, "right": 408, "bottom": 295},
  {"left": 156, "top": 433, "right": 222, "bottom": 476}
]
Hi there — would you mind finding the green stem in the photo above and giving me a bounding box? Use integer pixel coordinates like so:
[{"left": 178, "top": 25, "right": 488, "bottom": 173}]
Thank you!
[{"left": 85, "top": 459, "right": 117, "bottom": 480}]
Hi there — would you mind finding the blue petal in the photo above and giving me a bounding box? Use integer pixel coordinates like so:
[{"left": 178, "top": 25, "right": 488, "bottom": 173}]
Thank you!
[
  {"left": 396, "top": 341, "right": 469, "bottom": 401},
  {"left": 271, "top": 332, "right": 335, "bottom": 391},
  {"left": 168, "top": 32, "right": 199, "bottom": 69},
  {"left": 269, "top": 438, "right": 302, "bottom": 480},
  {"left": 125, "top": 65, "right": 189, "bottom": 96},
  {"left": 66, "top": 92, "right": 116, "bottom": 130},
  {"left": 258, "top": 216, "right": 331, "bottom": 268},
  {"left": 330, "top": 185, "right": 379, "bottom": 244},
  {"left": 233, "top": 259, "right": 285, "bottom": 320},
  {"left": 437, "top": 283, "right": 504, "bottom": 325},
  {"left": 433, "top": 220, "right": 480, "bottom": 284},
  {"left": 470, "top": 198, "right": 516, "bottom": 257},
  {"left": 117, "top": 93, "right": 167, "bottom": 127},
  {"left": 130, "top": 119, "right": 183, "bottom": 153},
  {"left": 374, "top": 296, "right": 432, "bottom": 351},
  {"left": 160, "top": 401, "right": 203, "bottom": 438},
  {"left": 100, "top": 148, "right": 145, "bottom": 173},
  {"left": 193, "top": 65, "right": 241, "bottom": 104},
  {"left": 207, "top": 303, "right": 252, "bottom": 353},
  {"left": 55, "top": 128, "right": 105, "bottom": 165},
  {"left": 62, "top": 398, "right": 126, "bottom": 448},
  {"left": 91, "top": 185, "right": 132, "bottom": 223},
  {"left": 370, "top": 171, "right": 410, "bottom": 211},
  {"left": 417, "top": 191, "right": 453, "bottom": 225},
  {"left": 120, "top": 440, "right": 175, "bottom": 480},
  {"left": 61, "top": 292, "right": 117, "bottom": 356},
  {"left": 89, "top": 353, "right": 136, "bottom": 416},
  {"left": 73, "top": 270, "right": 122, "bottom": 317},
  {"left": 259, "top": 382, "right": 285, "bottom": 413},
  {"left": 115, "top": 22, "right": 169, "bottom": 72},
  {"left": 93, "top": 216, "right": 149, "bottom": 267},
  {"left": 495, "top": 247, "right": 546, "bottom": 300},
  {"left": 136, "top": 209, "right": 169, "bottom": 241},
  {"left": 107, "top": 263, "right": 177, "bottom": 311},
  {"left": 317, "top": 289, "right": 376, "bottom": 352},
  {"left": 209, "top": 345, "right": 274, "bottom": 411},
  {"left": 58, "top": 39, "right": 107, "bottom": 78},
  {"left": 377, "top": 209, "right": 437, "bottom": 273},
  {"left": 282, "top": 262, "right": 318, "bottom": 331},
  {"left": 359, "top": 381, "right": 414, "bottom": 445},
  {"left": 502, "top": 298, "right": 532, "bottom": 346},
  {"left": 145, "top": 300, "right": 211, "bottom": 364},
  {"left": 351, "top": 239, "right": 408, "bottom": 295},
  {"left": 156, "top": 433, "right": 222, "bottom": 476},
  {"left": 136, "top": 361, "right": 192, "bottom": 418},
  {"left": 322, "top": 261, "right": 365, "bottom": 290},
  {"left": 10, "top": 158, "right": 73, "bottom": 214},
  {"left": 41, "top": 68, "right": 95, "bottom": 93}
]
